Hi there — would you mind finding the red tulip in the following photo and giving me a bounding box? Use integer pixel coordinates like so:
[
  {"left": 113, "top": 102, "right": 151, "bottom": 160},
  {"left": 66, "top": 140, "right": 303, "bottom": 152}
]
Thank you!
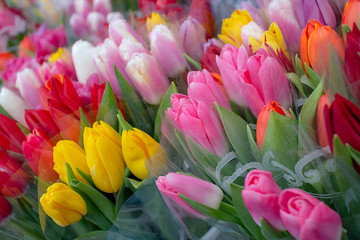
[
  {"left": 342, "top": 0, "right": 360, "bottom": 31},
  {"left": 0, "top": 114, "right": 25, "bottom": 154},
  {"left": 0, "top": 195, "right": 12, "bottom": 224},
  {"left": 201, "top": 44, "right": 222, "bottom": 74},
  {"left": 0, "top": 150, "right": 29, "bottom": 198},
  {"left": 189, "top": 0, "right": 215, "bottom": 39},
  {"left": 25, "top": 109, "right": 60, "bottom": 141}
]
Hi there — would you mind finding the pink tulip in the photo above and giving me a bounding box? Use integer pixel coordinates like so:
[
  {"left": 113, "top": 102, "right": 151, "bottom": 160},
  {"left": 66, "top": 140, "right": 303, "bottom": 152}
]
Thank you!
[
  {"left": 150, "top": 24, "right": 186, "bottom": 77},
  {"left": 70, "top": 13, "right": 89, "bottom": 38},
  {"left": 86, "top": 11, "right": 107, "bottom": 43},
  {"left": 15, "top": 68, "right": 42, "bottom": 109},
  {"left": 156, "top": 172, "right": 223, "bottom": 215},
  {"left": 187, "top": 69, "right": 230, "bottom": 109},
  {"left": 180, "top": 16, "right": 207, "bottom": 62},
  {"left": 2, "top": 57, "right": 39, "bottom": 88},
  {"left": 0, "top": 9, "right": 26, "bottom": 37},
  {"left": 241, "top": 2, "right": 268, "bottom": 30},
  {"left": 93, "top": 0, "right": 112, "bottom": 15},
  {"left": 118, "top": 37, "right": 149, "bottom": 64},
  {"left": 109, "top": 19, "right": 146, "bottom": 47},
  {"left": 125, "top": 53, "right": 169, "bottom": 105},
  {"left": 242, "top": 170, "right": 285, "bottom": 231},
  {"left": 279, "top": 189, "right": 342, "bottom": 240},
  {"left": 166, "top": 93, "right": 229, "bottom": 156},
  {"left": 74, "top": 0, "right": 92, "bottom": 18}
]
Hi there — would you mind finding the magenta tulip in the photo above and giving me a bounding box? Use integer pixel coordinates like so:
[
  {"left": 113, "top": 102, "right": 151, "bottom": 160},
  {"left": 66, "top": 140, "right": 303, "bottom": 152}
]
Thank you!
[
  {"left": 242, "top": 170, "right": 285, "bottom": 231},
  {"left": 279, "top": 189, "right": 342, "bottom": 240},
  {"left": 0, "top": 195, "right": 12, "bottom": 225},
  {"left": 156, "top": 172, "right": 223, "bottom": 215}
]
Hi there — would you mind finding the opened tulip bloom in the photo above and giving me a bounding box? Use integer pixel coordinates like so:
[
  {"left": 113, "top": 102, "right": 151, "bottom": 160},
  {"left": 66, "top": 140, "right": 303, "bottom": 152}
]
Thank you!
[
  {"left": 279, "top": 189, "right": 342, "bottom": 240},
  {"left": 40, "top": 183, "right": 87, "bottom": 227},
  {"left": 156, "top": 172, "right": 223, "bottom": 216}
]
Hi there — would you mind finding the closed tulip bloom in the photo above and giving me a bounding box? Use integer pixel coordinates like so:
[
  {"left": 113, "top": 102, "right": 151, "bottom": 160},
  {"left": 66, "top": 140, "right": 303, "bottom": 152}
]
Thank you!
[
  {"left": 242, "top": 170, "right": 285, "bottom": 230},
  {"left": 187, "top": 69, "right": 230, "bottom": 109},
  {"left": 15, "top": 68, "right": 41, "bottom": 109},
  {"left": 109, "top": 19, "right": 146, "bottom": 46},
  {"left": 279, "top": 189, "right": 342, "bottom": 240},
  {"left": 84, "top": 127, "right": 125, "bottom": 193},
  {"left": 122, "top": 128, "right": 161, "bottom": 180},
  {"left": 86, "top": 12, "right": 108, "bottom": 43},
  {"left": 40, "top": 183, "right": 87, "bottom": 227},
  {"left": 317, "top": 94, "right": 330, "bottom": 147},
  {"left": 342, "top": 0, "right": 360, "bottom": 31},
  {"left": 125, "top": 53, "right": 169, "bottom": 105},
  {"left": 300, "top": 19, "right": 345, "bottom": 76},
  {"left": 0, "top": 87, "right": 27, "bottom": 127},
  {"left": 53, "top": 140, "right": 90, "bottom": 185},
  {"left": 0, "top": 113, "right": 25, "bottom": 154},
  {"left": 240, "top": 21, "right": 265, "bottom": 52},
  {"left": 0, "top": 195, "right": 12, "bottom": 225},
  {"left": 150, "top": 24, "right": 186, "bottom": 77},
  {"left": 180, "top": 16, "right": 207, "bottom": 62},
  {"left": 93, "top": 121, "right": 123, "bottom": 148},
  {"left": 70, "top": 13, "right": 89, "bottom": 38},
  {"left": 119, "top": 37, "right": 149, "bottom": 65},
  {"left": 256, "top": 101, "right": 291, "bottom": 149},
  {"left": 156, "top": 172, "right": 223, "bottom": 215}
]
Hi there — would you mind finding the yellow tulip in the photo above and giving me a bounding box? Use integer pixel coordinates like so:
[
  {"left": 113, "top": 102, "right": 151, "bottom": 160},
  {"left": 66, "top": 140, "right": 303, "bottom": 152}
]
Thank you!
[
  {"left": 260, "top": 22, "right": 290, "bottom": 59},
  {"left": 122, "top": 128, "right": 163, "bottom": 180},
  {"left": 218, "top": 9, "right": 253, "bottom": 48},
  {"left": 84, "top": 125, "right": 125, "bottom": 193},
  {"left": 40, "top": 183, "right": 87, "bottom": 227},
  {"left": 92, "top": 121, "right": 122, "bottom": 148},
  {"left": 146, "top": 12, "right": 166, "bottom": 33},
  {"left": 53, "top": 140, "right": 90, "bottom": 185}
]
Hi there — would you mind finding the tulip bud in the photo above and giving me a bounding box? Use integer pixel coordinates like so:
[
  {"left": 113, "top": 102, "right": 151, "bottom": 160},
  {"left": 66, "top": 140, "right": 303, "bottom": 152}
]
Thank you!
[
  {"left": 53, "top": 140, "right": 90, "bottom": 185},
  {"left": 40, "top": 183, "right": 87, "bottom": 227},
  {"left": 84, "top": 124, "right": 125, "bottom": 193},
  {"left": 125, "top": 53, "right": 169, "bottom": 105},
  {"left": 0, "top": 195, "right": 12, "bottom": 225},
  {"left": 150, "top": 24, "right": 186, "bottom": 77},
  {"left": 15, "top": 68, "right": 41, "bottom": 109},
  {"left": 317, "top": 94, "right": 330, "bottom": 148},
  {"left": 122, "top": 128, "right": 162, "bottom": 180},
  {"left": 256, "top": 101, "right": 291, "bottom": 149},
  {"left": 156, "top": 172, "right": 223, "bottom": 215},
  {"left": 342, "top": 0, "right": 360, "bottom": 31},
  {"left": 0, "top": 87, "right": 27, "bottom": 127}
]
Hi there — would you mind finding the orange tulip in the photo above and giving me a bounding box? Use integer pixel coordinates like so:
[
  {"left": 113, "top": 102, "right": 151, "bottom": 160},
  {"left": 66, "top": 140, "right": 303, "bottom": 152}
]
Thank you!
[
  {"left": 256, "top": 101, "right": 290, "bottom": 150},
  {"left": 317, "top": 94, "right": 330, "bottom": 148},
  {"left": 300, "top": 19, "right": 345, "bottom": 76},
  {"left": 19, "top": 36, "right": 35, "bottom": 57},
  {"left": 342, "top": 0, "right": 360, "bottom": 31}
]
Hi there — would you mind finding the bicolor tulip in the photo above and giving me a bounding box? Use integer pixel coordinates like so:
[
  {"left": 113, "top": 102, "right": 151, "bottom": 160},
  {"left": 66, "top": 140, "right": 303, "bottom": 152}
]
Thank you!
[
  {"left": 218, "top": 9, "right": 253, "bottom": 48},
  {"left": 150, "top": 24, "right": 186, "bottom": 77},
  {"left": 240, "top": 21, "right": 265, "bottom": 53},
  {"left": 0, "top": 195, "right": 12, "bottom": 225},
  {"left": 125, "top": 53, "right": 169, "bottom": 105},
  {"left": 156, "top": 172, "right": 223, "bottom": 216},
  {"left": 0, "top": 113, "right": 25, "bottom": 154},
  {"left": 201, "top": 43, "right": 222, "bottom": 74},
  {"left": 146, "top": 12, "right": 166, "bottom": 33},
  {"left": 342, "top": 0, "right": 360, "bottom": 31},
  {"left": 324, "top": 94, "right": 360, "bottom": 153},
  {"left": 317, "top": 94, "right": 330, "bottom": 148},
  {"left": 256, "top": 101, "right": 291, "bottom": 149},
  {"left": 279, "top": 189, "right": 342, "bottom": 240},
  {"left": 0, "top": 87, "right": 27, "bottom": 127},
  {"left": 180, "top": 16, "right": 207, "bottom": 62},
  {"left": 0, "top": 150, "right": 29, "bottom": 198},
  {"left": 40, "top": 183, "right": 87, "bottom": 227},
  {"left": 189, "top": 0, "right": 215, "bottom": 39},
  {"left": 122, "top": 128, "right": 161, "bottom": 180},
  {"left": 242, "top": 170, "right": 285, "bottom": 231},
  {"left": 187, "top": 69, "right": 230, "bottom": 109},
  {"left": 300, "top": 19, "right": 345, "bottom": 76},
  {"left": 84, "top": 125, "right": 125, "bottom": 193},
  {"left": 22, "top": 129, "right": 59, "bottom": 182},
  {"left": 166, "top": 94, "right": 229, "bottom": 156}
]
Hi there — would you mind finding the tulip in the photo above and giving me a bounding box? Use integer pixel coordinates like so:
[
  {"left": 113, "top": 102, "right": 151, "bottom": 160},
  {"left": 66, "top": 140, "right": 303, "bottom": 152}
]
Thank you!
[
  {"left": 0, "top": 52, "right": 15, "bottom": 71},
  {"left": 0, "top": 195, "right": 12, "bottom": 225},
  {"left": 25, "top": 110, "right": 60, "bottom": 141},
  {"left": 240, "top": 21, "right": 265, "bottom": 53},
  {"left": 93, "top": 120, "right": 123, "bottom": 148},
  {"left": 242, "top": 170, "right": 285, "bottom": 230},
  {"left": 240, "top": 1, "right": 267, "bottom": 30},
  {"left": 180, "top": 16, "right": 207, "bottom": 62},
  {"left": 22, "top": 129, "right": 59, "bottom": 182},
  {"left": 19, "top": 37, "right": 35, "bottom": 57},
  {"left": 74, "top": 0, "right": 92, "bottom": 18},
  {"left": 93, "top": 0, "right": 112, "bottom": 16},
  {"left": 156, "top": 172, "right": 223, "bottom": 215},
  {"left": 317, "top": 94, "right": 330, "bottom": 148},
  {"left": 122, "top": 128, "right": 162, "bottom": 180},
  {"left": 2, "top": 57, "right": 39, "bottom": 88},
  {"left": 53, "top": 140, "right": 90, "bottom": 185},
  {"left": 146, "top": 12, "right": 166, "bottom": 33},
  {"left": 279, "top": 189, "right": 342, "bottom": 240},
  {"left": 218, "top": 9, "right": 253, "bottom": 48},
  {"left": 150, "top": 24, "right": 187, "bottom": 77},
  {"left": 70, "top": 13, "right": 89, "bottom": 38},
  {"left": 109, "top": 19, "right": 146, "bottom": 46},
  {"left": 189, "top": 0, "right": 215, "bottom": 39},
  {"left": 0, "top": 150, "right": 29, "bottom": 198},
  {"left": 201, "top": 43, "right": 222, "bottom": 74},
  {"left": 40, "top": 183, "right": 87, "bottom": 227},
  {"left": 342, "top": 0, "right": 360, "bottom": 31},
  {"left": 256, "top": 101, "right": 291, "bottom": 149},
  {"left": 125, "top": 53, "right": 169, "bottom": 105},
  {"left": 118, "top": 37, "right": 149, "bottom": 65},
  {"left": 84, "top": 125, "right": 125, "bottom": 193},
  {"left": 86, "top": 12, "right": 107, "bottom": 43},
  {"left": 166, "top": 94, "right": 229, "bottom": 156},
  {"left": 0, "top": 87, "right": 27, "bottom": 127},
  {"left": 300, "top": 19, "right": 345, "bottom": 76},
  {"left": 0, "top": 9, "right": 26, "bottom": 37},
  {"left": 72, "top": 40, "right": 101, "bottom": 85},
  {"left": 187, "top": 69, "right": 230, "bottom": 109},
  {"left": 0, "top": 113, "right": 25, "bottom": 154},
  {"left": 15, "top": 68, "right": 42, "bottom": 109},
  {"left": 324, "top": 93, "right": 360, "bottom": 153}
]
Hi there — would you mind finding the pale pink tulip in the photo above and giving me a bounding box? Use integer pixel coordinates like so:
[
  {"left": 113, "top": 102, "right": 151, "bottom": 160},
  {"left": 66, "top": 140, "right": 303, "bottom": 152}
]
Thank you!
[
  {"left": 109, "top": 19, "right": 146, "bottom": 46},
  {"left": 15, "top": 68, "right": 42, "bottom": 109},
  {"left": 0, "top": 87, "right": 28, "bottom": 127}
]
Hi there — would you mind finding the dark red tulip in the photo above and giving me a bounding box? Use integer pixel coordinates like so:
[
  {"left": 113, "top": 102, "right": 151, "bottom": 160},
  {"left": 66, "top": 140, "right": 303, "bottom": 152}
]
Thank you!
[
  {"left": 0, "top": 195, "right": 12, "bottom": 224},
  {"left": 0, "top": 114, "right": 25, "bottom": 153},
  {"left": 201, "top": 44, "right": 221, "bottom": 74}
]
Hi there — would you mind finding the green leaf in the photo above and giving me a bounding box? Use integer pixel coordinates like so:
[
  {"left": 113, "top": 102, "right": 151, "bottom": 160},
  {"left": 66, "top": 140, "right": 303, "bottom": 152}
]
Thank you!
[
  {"left": 333, "top": 135, "right": 352, "bottom": 167},
  {"left": 246, "top": 125, "right": 261, "bottom": 161},
  {"left": 179, "top": 194, "right": 242, "bottom": 225},
  {"left": 300, "top": 74, "right": 315, "bottom": 90},
  {"left": 260, "top": 218, "right": 294, "bottom": 240},
  {"left": 125, "top": 178, "right": 143, "bottom": 192},
  {"left": 294, "top": 54, "right": 305, "bottom": 76},
  {"left": 346, "top": 144, "right": 360, "bottom": 167},
  {"left": 304, "top": 63, "right": 320, "bottom": 88},
  {"left": 219, "top": 202, "right": 237, "bottom": 215},
  {"left": 70, "top": 180, "right": 116, "bottom": 223},
  {"left": 76, "top": 168, "right": 96, "bottom": 188},
  {"left": 117, "top": 111, "right": 133, "bottom": 133},
  {"left": 66, "top": 162, "right": 77, "bottom": 184},
  {"left": 230, "top": 183, "right": 265, "bottom": 240},
  {"left": 216, "top": 104, "right": 256, "bottom": 164},
  {"left": 287, "top": 73, "right": 305, "bottom": 97},
  {"left": 16, "top": 123, "right": 30, "bottom": 135},
  {"left": 0, "top": 105, "right": 13, "bottom": 119},
  {"left": 154, "top": 82, "right": 177, "bottom": 141},
  {"left": 187, "top": 137, "right": 221, "bottom": 169},
  {"left": 184, "top": 53, "right": 202, "bottom": 70},
  {"left": 342, "top": 25, "right": 351, "bottom": 40},
  {"left": 78, "top": 108, "right": 92, "bottom": 148},
  {"left": 115, "top": 167, "right": 131, "bottom": 213},
  {"left": 96, "top": 81, "right": 119, "bottom": 130}
]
